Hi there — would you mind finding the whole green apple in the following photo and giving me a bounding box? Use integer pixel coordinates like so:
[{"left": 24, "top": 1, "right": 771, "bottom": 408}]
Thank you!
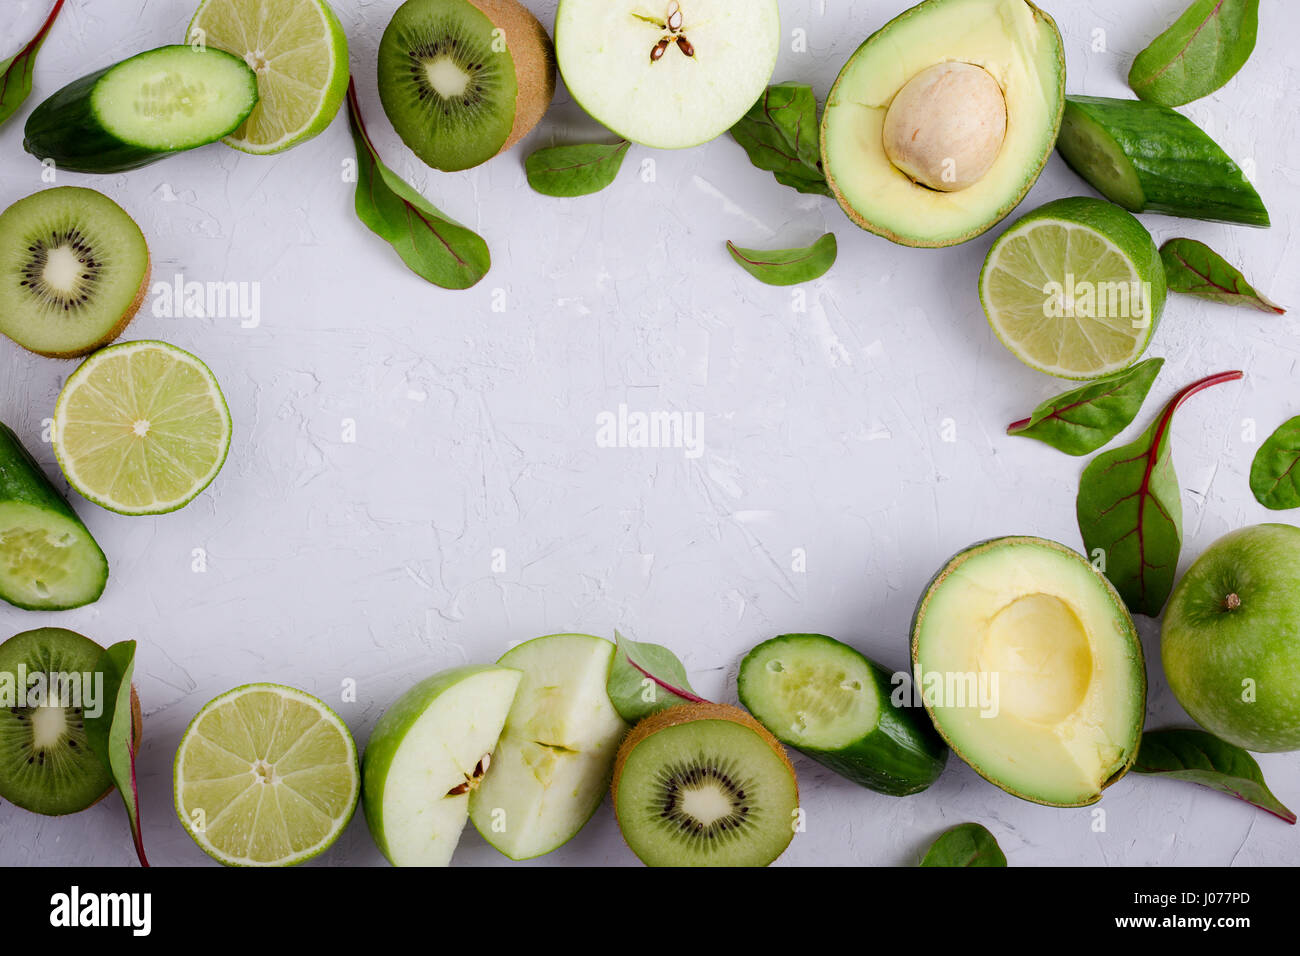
[{"left": 1162, "top": 524, "right": 1300, "bottom": 752}]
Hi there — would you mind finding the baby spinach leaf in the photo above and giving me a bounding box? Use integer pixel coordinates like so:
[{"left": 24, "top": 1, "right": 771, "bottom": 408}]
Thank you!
[
  {"left": 727, "top": 233, "right": 837, "bottom": 286},
  {"left": 1134, "top": 728, "right": 1296, "bottom": 823},
  {"left": 1160, "top": 238, "right": 1284, "bottom": 314},
  {"left": 607, "top": 630, "right": 705, "bottom": 723},
  {"left": 1249, "top": 416, "right": 1300, "bottom": 510},
  {"left": 0, "top": 0, "right": 65, "bottom": 128},
  {"left": 1077, "top": 370, "right": 1243, "bottom": 617},
  {"left": 84, "top": 641, "right": 149, "bottom": 866},
  {"left": 920, "top": 823, "right": 1007, "bottom": 867},
  {"left": 346, "top": 80, "right": 490, "bottom": 290},
  {"left": 525, "top": 140, "right": 630, "bottom": 197},
  {"left": 730, "top": 82, "right": 832, "bottom": 197},
  {"left": 1129, "top": 0, "right": 1259, "bottom": 107},
  {"left": 1008, "top": 358, "right": 1164, "bottom": 456}
]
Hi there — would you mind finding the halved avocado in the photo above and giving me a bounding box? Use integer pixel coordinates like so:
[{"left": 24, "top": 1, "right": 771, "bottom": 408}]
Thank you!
[
  {"left": 910, "top": 537, "right": 1145, "bottom": 807},
  {"left": 821, "top": 0, "right": 1065, "bottom": 247}
]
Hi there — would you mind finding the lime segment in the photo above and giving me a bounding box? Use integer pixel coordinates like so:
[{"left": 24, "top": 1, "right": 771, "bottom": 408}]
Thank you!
[
  {"left": 53, "top": 341, "right": 231, "bottom": 515},
  {"left": 187, "top": 0, "right": 350, "bottom": 154},
  {"left": 174, "top": 684, "right": 360, "bottom": 866},
  {"left": 979, "top": 197, "right": 1166, "bottom": 380}
]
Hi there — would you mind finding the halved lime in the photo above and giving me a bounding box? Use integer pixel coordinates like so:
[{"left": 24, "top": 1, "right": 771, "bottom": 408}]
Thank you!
[
  {"left": 174, "top": 683, "right": 360, "bottom": 866},
  {"left": 979, "top": 197, "right": 1167, "bottom": 380},
  {"left": 186, "top": 0, "right": 350, "bottom": 154},
  {"left": 53, "top": 341, "right": 232, "bottom": 516}
]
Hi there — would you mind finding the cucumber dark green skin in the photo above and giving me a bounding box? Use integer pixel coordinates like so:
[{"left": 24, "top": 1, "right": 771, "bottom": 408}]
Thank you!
[
  {"left": 739, "top": 635, "right": 948, "bottom": 796},
  {"left": 0, "top": 423, "right": 107, "bottom": 610},
  {"left": 1057, "top": 96, "right": 1269, "bottom": 227},
  {"left": 23, "top": 46, "right": 257, "bottom": 173}
]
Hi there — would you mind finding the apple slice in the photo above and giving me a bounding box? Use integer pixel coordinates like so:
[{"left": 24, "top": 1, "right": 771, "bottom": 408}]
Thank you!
[
  {"left": 362, "top": 665, "right": 522, "bottom": 867},
  {"left": 554, "top": 0, "right": 781, "bottom": 149},
  {"left": 469, "top": 633, "right": 629, "bottom": 859}
]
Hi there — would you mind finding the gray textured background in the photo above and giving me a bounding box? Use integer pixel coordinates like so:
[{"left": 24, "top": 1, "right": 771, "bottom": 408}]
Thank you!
[{"left": 0, "top": 0, "right": 1296, "bottom": 866}]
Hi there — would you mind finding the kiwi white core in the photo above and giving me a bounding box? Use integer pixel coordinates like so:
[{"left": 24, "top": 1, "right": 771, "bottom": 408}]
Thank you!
[
  {"left": 425, "top": 57, "right": 471, "bottom": 98},
  {"left": 30, "top": 704, "right": 68, "bottom": 749},
  {"left": 42, "top": 246, "right": 83, "bottom": 293},
  {"left": 680, "top": 783, "right": 733, "bottom": 826}
]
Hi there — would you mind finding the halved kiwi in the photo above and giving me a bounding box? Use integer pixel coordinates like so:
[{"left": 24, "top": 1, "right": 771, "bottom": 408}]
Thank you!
[
  {"left": 612, "top": 701, "right": 800, "bottom": 867},
  {"left": 0, "top": 628, "right": 141, "bottom": 815},
  {"left": 0, "top": 187, "right": 150, "bottom": 359},
  {"left": 377, "top": 0, "right": 556, "bottom": 171}
]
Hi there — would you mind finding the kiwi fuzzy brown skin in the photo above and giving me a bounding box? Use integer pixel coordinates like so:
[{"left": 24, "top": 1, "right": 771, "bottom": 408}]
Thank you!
[
  {"left": 611, "top": 701, "right": 798, "bottom": 810},
  {"left": 17, "top": 254, "right": 151, "bottom": 360},
  {"left": 470, "top": 0, "right": 556, "bottom": 152}
]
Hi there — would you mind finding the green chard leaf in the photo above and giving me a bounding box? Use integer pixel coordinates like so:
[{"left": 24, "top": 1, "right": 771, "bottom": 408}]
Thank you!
[
  {"left": 525, "top": 140, "right": 630, "bottom": 197},
  {"left": 346, "top": 80, "right": 490, "bottom": 290},
  {"left": 729, "top": 82, "right": 832, "bottom": 197},
  {"left": 607, "top": 630, "right": 706, "bottom": 723},
  {"left": 1008, "top": 358, "right": 1165, "bottom": 456},
  {"left": 0, "top": 0, "right": 65, "bottom": 128},
  {"left": 727, "top": 233, "right": 837, "bottom": 286},
  {"left": 1134, "top": 728, "right": 1296, "bottom": 824},
  {"left": 84, "top": 641, "right": 149, "bottom": 866},
  {"left": 1250, "top": 416, "right": 1300, "bottom": 510},
  {"left": 920, "top": 823, "right": 1007, "bottom": 867},
  {"left": 1129, "top": 0, "right": 1259, "bottom": 107},
  {"left": 1077, "top": 370, "right": 1243, "bottom": 617},
  {"left": 1160, "top": 238, "right": 1284, "bottom": 314}
]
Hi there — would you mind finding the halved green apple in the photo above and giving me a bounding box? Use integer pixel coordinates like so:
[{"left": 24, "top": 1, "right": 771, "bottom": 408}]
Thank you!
[
  {"left": 362, "top": 665, "right": 522, "bottom": 866},
  {"left": 469, "top": 633, "right": 629, "bottom": 859}
]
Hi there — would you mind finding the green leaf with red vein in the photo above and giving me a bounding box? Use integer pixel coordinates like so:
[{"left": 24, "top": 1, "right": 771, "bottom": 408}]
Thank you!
[
  {"left": 1134, "top": 728, "right": 1295, "bottom": 823},
  {"left": 727, "top": 233, "right": 836, "bottom": 286},
  {"left": 730, "top": 82, "right": 831, "bottom": 197},
  {"left": 1129, "top": 0, "right": 1259, "bottom": 107},
  {"left": 1077, "top": 370, "right": 1243, "bottom": 616},
  {"left": 346, "top": 79, "right": 490, "bottom": 290},
  {"left": 606, "top": 630, "right": 705, "bottom": 723},
  {"left": 84, "top": 641, "right": 149, "bottom": 866},
  {"left": 1250, "top": 416, "right": 1300, "bottom": 510},
  {"left": 0, "top": 0, "right": 65, "bottom": 128},
  {"left": 1160, "top": 238, "right": 1284, "bottom": 314},
  {"left": 525, "top": 140, "right": 629, "bottom": 197},
  {"left": 1008, "top": 358, "right": 1164, "bottom": 456}
]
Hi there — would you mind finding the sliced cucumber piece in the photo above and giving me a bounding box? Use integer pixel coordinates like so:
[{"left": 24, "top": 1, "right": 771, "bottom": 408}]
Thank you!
[
  {"left": 1056, "top": 95, "right": 1268, "bottom": 227},
  {"left": 738, "top": 633, "right": 947, "bottom": 796},
  {"left": 24, "top": 45, "right": 258, "bottom": 173},
  {"left": 0, "top": 424, "right": 107, "bottom": 611}
]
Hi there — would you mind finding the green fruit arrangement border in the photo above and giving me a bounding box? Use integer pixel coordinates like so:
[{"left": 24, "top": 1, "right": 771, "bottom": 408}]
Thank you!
[{"left": 0, "top": 0, "right": 1295, "bottom": 867}]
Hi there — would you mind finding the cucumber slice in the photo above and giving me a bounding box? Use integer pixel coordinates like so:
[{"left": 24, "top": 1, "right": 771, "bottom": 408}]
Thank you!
[
  {"left": 23, "top": 45, "right": 258, "bottom": 173},
  {"left": 0, "top": 424, "right": 108, "bottom": 611},
  {"left": 1056, "top": 95, "right": 1268, "bottom": 227},
  {"left": 738, "top": 633, "right": 947, "bottom": 796}
]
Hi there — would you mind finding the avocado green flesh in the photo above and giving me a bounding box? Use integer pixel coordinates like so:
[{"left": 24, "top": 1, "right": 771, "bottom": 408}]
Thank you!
[
  {"left": 912, "top": 537, "right": 1145, "bottom": 806},
  {"left": 821, "top": 0, "right": 1065, "bottom": 247}
]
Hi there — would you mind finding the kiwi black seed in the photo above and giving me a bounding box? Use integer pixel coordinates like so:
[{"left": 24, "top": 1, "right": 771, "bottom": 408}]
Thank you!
[
  {"left": 0, "top": 628, "right": 114, "bottom": 816},
  {"left": 0, "top": 186, "right": 150, "bottom": 359},
  {"left": 612, "top": 702, "right": 800, "bottom": 867},
  {"left": 377, "top": 0, "right": 556, "bottom": 172}
]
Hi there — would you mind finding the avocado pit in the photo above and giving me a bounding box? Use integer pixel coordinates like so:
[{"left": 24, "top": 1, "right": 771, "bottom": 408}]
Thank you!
[{"left": 882, "top": 61, "right": 1008, "bottom": 192}]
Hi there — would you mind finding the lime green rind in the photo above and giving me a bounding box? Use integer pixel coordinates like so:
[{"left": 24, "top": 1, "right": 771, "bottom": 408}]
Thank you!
[
  {"left": 186, "top": 0, "right": 351, "bottom": 155},
  {"left": 52, "top": 341, "right": 232, "bottom": 516},
  {"left": 979, "top": 196, "right": 1166, "bottom": 380},
  {"left": 173, "top": 682, "right": 360, "bottom": 867}
]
